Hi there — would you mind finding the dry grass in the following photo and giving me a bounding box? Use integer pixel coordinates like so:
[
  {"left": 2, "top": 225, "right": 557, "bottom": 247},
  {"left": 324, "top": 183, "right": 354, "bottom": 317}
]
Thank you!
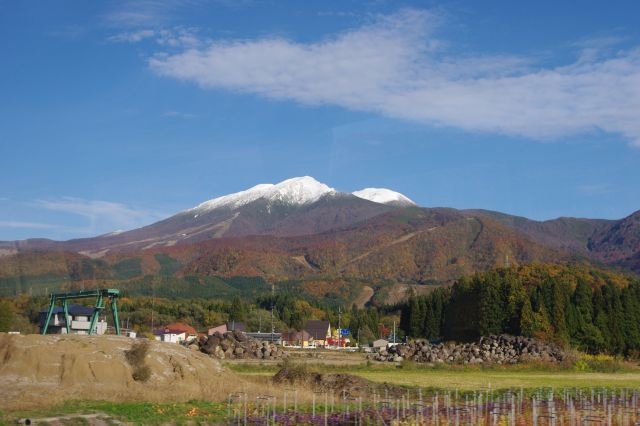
[
  {"left": 124, "top": 340, "right": 151, "bottom": 382},
  {"left": 349, "top": 369, "right": 640, "bottom": 390}
]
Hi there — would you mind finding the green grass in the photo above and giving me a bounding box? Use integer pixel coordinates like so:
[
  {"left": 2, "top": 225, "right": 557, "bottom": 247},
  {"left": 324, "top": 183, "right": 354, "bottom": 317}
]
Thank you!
[
  {"left": 355, "top": 369, "right": 640, "bottom": 390},
  {"left": 1, "top": 400, "right": 228, "bottom": 426},
  {"left": 229, "top": 361, "right": 640, "bottom": 391}
]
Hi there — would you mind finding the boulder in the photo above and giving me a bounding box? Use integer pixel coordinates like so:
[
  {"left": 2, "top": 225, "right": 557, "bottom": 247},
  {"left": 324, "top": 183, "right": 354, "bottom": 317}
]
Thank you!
[{"left": 373, "top": 334, "right": 564, "bottom": 365}]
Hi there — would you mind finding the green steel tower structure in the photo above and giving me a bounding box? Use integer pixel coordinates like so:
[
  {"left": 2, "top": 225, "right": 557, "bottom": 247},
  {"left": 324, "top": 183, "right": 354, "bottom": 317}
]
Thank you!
[{"left": 41, "top": 288, "right": 121, "bottom": 336}]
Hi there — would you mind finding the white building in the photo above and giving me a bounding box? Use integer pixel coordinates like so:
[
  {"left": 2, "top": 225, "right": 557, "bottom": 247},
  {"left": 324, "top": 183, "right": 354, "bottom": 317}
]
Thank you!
[
  {"left": 153, "top": 322, "right": 197, "bottom": 344},
  {"left": 39, "top": 304, "right": 107, "bottom": 335},
  {"left": 155, "top": 331, "right": 186, "bottom": 343}
]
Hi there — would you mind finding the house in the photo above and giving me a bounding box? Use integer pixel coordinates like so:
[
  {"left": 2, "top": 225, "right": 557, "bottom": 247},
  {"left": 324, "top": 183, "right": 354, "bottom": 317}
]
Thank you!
[
  {"left": 305, "top": 320, "right": 331, "bottom": 347},
  {"left": 207, "top": 321, "right": 246, "bottom": 335},
  {"left": 39, "top": 304, "right": 107, "bottom": 335},
  {"left": 281, "top": 330, "right": 312, "bottom": 347},
  {"left": 154, "top": 329, "right": 184, "bottom": 343},
  {"left": 154, "top": 322, "right": 197, "bottom": 343}
]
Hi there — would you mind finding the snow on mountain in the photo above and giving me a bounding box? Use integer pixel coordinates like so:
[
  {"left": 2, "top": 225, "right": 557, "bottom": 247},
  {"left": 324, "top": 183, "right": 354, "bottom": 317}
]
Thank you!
[
  {"left": 99, "top": 230, "right": 124, "bottom": 237},
  {"left": 352, "top": 188, "right": 416, "bottom": 206},
  {"left": 190, "top": 177, "right": 416, "bottom": 213},
  {"left": 193, "top": 176, "right": 336, "bottom": 211}
]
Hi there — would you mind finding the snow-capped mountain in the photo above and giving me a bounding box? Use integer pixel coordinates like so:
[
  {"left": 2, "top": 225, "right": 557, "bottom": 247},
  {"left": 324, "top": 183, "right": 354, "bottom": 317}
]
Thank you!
[
  {"left": 191, "top": 176, "right": 414, "bottom": 211},
  {"left": 193, "top": 176, "right": 336, "bottom": 211},
  {"left": 3, "top": 177, "right": 416, "bottom": 256},
  {"left": 352, "top": 188, "right": 416, "bottom": 207}
]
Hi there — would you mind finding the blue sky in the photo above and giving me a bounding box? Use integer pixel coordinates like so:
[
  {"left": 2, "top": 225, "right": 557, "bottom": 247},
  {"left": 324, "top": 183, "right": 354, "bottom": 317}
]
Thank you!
[{"left": 1, "top": 0, "right": 639, "bottom": 240}]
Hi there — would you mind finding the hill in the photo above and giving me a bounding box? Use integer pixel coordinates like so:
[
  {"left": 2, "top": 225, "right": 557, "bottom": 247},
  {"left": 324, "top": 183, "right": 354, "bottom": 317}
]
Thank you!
[
  {"left": 588, "top": 210, "right": 640, "bottom": 266},
  {"left": 0, "top": 333, "right": 234, "bottom": 410},
  {"left": 0, "top": 207, "right": 569, "bottom": 299}
]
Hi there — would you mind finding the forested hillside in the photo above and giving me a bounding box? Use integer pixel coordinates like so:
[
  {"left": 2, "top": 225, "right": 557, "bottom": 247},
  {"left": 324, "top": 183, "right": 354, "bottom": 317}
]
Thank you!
[
  {"left": 400, "top": 264, "right": 640, "bottom": 355},
  {"left": 3, "top": 262, "right": 640, "bottom": 356}
]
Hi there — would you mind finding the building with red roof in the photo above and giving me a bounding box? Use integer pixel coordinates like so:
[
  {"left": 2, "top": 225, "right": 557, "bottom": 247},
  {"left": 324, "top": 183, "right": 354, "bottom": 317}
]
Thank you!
[{"left": 154, "top": 322, "right": 197, "bottom": 343}]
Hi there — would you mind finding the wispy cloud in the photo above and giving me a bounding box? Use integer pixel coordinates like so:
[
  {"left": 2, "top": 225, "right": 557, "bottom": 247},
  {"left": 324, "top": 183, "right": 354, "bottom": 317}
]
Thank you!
[
  {"left": 103, "top": 0, "right": 190, "bottom": 28},
  {"left": 34, "top": 197, "right": 167, "bottom": 233},
  {"left": 107, "top": 27, "right": 201, "bottom": 48},
  {"left": 108, "top": 29, "right": 156, "bottom": 43},
  {"left": 0, "top": 221, "right": 62, "bottom": 230},
  {"left": 148, "top": 9, "right": 640, "bottom": 146},
  {"left": 163, "top": 110, "right": 197, "bottom": 119}
]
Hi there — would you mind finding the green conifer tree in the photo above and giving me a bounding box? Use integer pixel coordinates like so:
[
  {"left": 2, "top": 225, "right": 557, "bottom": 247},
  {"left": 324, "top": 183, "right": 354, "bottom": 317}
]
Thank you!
[{"left": 519, "top": 296, "right": 535, "bottom": 337}]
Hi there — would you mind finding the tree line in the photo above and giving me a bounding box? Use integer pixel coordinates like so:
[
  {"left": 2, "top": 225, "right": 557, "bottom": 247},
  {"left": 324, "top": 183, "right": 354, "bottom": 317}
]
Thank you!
[
  {"left": 400, "top": 264, "right": 640, "bottom": 355},
  {"left": 4, "top": 262, "right": 637, "bottom": 355}
]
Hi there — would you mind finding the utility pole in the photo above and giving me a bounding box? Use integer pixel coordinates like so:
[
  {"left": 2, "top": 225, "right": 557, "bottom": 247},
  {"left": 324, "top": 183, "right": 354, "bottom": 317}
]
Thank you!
[
  {"left": 337, "top": 307, "right": 342, "bottom": 349},
  {"left": 150, "top": 280, "right": 155, "bottom": 332},
  {"left": 271, "top": 283, "right": 275, "bottom": 343},
  {"left": 393, "top": 321, "right": 396, "bottom": 344}
]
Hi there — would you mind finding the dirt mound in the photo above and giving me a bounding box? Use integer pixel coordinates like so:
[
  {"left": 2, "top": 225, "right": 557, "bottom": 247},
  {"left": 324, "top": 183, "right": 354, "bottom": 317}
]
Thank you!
[
  {"left": 0, "top": 333, "right": 239, "bottom": 410},
  {"left": 273, "top": 364, "right": 396, "bottom": 398}
]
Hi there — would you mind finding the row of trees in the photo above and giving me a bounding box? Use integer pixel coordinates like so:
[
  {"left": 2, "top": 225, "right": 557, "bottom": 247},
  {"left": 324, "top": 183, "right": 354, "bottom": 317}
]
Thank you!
[
  {"left": 6, "top": 262, "right": 637, "bottom": 354},
  {"left": 400, "top": 264, "right": 640, "bottom": 355},
  {"left": 1, "top": 291, "right": 397, "bottom": 344}
]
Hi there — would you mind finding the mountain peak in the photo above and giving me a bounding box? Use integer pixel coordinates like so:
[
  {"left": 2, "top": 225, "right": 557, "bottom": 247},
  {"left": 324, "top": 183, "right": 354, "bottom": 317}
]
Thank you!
[
  {"left": 269, "top": 176, "right": 335, "bottom": 204},
  {"left": 191, "top": 177, "right": 418, "bottom": 212},
  {"left": 193, "top": 176, "right": 335, "bottom": 211},
  {"left": 352, "top": 188, "right": 416, "bottom": 206}
]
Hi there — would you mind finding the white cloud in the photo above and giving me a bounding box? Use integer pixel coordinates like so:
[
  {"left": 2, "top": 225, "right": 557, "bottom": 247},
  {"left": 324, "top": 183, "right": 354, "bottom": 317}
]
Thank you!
[
  {"left": 148, "top": 9, "right": 640, "bottom": 146},
  {"left": 0, "top": 221, "right": 62, "bottom": 230},
  {"left": 108, "top": 27, "right": 202, "bottom": 48},
  {"left": 108, "top": 29, "right": 157, "bottom": 43},
  {"left": 35, "top": 197, "right": 166, "bottom": 233},
  {"left": 155, "top": 28, "right": 201, "bottom": 48},
  {"left": 103, "top": 0, "right": 189, "bottom": 28}
]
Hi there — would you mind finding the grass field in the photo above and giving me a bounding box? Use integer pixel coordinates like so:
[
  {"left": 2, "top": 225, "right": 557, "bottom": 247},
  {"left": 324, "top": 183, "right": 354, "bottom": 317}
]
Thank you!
[
  {"left": 4, "top": 352, "right": 640, "bottom": 425},
  {"left": 4, "top": 368, "right": 640, "bottom": 425},
  {"left": 0, "top": 401, "right": 228, "bottom": 426},
  {"left": 229, "top": 359, "right": 640, "bottom": 391},
  {"left": 354, "top": 369, "right": 640, "bottom": 390}
]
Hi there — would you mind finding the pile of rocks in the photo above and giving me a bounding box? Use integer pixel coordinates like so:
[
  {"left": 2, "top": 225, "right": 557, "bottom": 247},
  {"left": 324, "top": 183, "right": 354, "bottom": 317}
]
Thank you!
[
  {"left": 195, "top": 330, "right": 286, "bottom": 360},
  {"left": 370, "top": 335, "right": 565, "bottom": 364}
]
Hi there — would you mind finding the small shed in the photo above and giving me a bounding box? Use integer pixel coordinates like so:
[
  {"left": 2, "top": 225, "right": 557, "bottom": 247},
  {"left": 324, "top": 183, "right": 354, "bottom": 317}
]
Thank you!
[{"left": 372, "top": 339, "right": 389, "bottom": 350}]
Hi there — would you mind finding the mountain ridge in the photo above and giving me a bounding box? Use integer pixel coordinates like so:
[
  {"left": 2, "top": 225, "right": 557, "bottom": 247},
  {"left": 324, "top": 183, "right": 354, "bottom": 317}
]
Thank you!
[{"left": 0, "top": 177, "right": 638, "bottom": 286}]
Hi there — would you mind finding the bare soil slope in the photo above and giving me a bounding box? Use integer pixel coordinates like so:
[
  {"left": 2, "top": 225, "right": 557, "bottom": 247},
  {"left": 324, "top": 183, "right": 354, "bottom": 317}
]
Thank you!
[{"left": 0, "top": 333, "right": 237, "bottom": 410}]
